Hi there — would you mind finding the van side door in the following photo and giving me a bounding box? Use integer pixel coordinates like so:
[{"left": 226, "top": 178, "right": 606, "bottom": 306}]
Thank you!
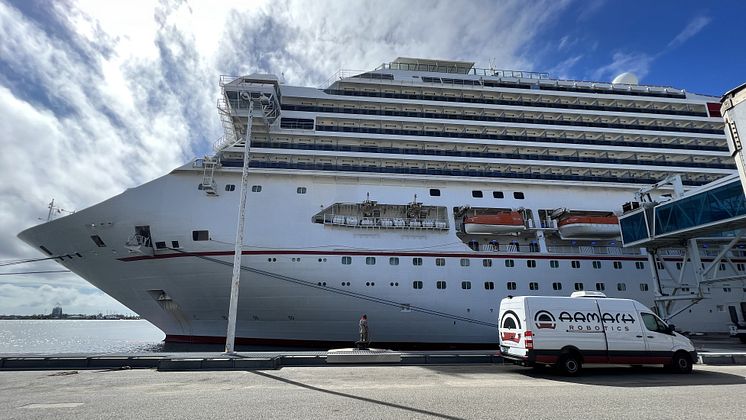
[
  {"left": 596, "top": 300, "right": 646, "bottom": 363},
  {"left": 640, "top": 312, "right": 675, "bottom": 363}
]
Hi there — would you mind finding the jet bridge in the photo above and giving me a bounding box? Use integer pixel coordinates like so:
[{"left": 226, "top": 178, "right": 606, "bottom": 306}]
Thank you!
[{"left": 618, "top": 83, "right": 746, "bottom": 323}]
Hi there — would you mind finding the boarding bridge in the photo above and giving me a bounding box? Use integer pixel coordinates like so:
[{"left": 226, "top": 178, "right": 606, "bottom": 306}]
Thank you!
[{"left": 618, "top": 84, "right": 746, "bottom": 322}]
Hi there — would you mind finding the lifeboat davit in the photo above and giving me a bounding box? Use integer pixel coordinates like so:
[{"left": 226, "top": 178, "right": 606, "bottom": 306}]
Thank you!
[
  {"left": 463, "top": 212, "right": 525, "bottom": 234},
  {"left": 557, "top": 215, "right": 619, "bottom": 238}
]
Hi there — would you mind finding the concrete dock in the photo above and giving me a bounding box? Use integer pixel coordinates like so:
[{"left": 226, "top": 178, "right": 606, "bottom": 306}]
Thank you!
[
  {"left": 1, "top": 335, "right": 744, "bottom": 371},
  {"left": 1, "top": 364, "right": 745, "bottom": 419}
]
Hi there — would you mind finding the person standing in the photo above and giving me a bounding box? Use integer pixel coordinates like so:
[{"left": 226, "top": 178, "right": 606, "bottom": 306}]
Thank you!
[{"left": 359, "top": 314, "right": 369, "bottom": 346}]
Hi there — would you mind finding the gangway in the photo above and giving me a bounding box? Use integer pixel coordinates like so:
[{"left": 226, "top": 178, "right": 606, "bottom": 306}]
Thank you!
[{"left": 618, "top": 84, "right": 746, "bottom": 323}]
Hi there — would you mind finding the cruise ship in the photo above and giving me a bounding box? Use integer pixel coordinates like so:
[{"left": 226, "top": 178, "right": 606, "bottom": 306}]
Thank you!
[{"left": 18, "top": 58, "right": 745, "bottom": 348}]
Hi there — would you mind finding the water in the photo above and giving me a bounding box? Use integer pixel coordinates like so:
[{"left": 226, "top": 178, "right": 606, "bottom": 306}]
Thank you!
[{"left": 0, "top": 320, "right": 165, "bottom": 354}]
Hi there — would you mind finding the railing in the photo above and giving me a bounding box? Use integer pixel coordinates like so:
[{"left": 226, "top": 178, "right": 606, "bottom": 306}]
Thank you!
[
  {"left": 374, "top": 62, "right": 549, "bottom": 79},
  {"left": 320, "top": 214, "right": 448, "bottom": 230},
  {"left": 546, "top": 245, "right": 641, "bottom": 256}
]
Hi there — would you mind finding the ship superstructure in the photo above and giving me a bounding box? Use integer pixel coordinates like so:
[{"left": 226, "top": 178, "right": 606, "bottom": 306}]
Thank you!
[{"left": 18, "top": 58, "right": 745, "bottom": 347}]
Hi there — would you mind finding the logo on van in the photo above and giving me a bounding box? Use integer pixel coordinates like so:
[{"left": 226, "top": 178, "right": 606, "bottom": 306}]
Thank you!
[
  {"left": 534, "top": 310, "right": 556, "bottom": 329},
  {"left": 500, "top": 310, "right": 522, "bottom": 343}
]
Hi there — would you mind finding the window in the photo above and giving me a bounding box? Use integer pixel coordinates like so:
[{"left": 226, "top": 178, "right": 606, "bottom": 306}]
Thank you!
[
  {"left": 484, "top": 281, "right": 495, "bottom": 290},
  {"left": 529, "top": 242, "right": 540, "bottom": 252},
  {"left": 296, "top": 187, "right": 307, "bottom": 194},
  {"left": 460, "top": 258, "right": 470, "bottom": 267},
  {"left": 641, "top": 313, "right": 669, "bottom": 334},
  {"left": 436, "top": 281, "right": 447, "bottom": 290},
  {"left": 571, "top": 260, "right": 580, "bottom": 269},
  {"left": 574, "top": 282, "right": 584, "bottom": 291},
  {"left": 155, "top": 241, "right": 167, "bottom": 249},
  {"left": 492, "top": 191, "right": 504, "bottom": 199},
  {"left": 506, "top": 282, "right": 517, "bottom": 290},
  {"left": 192, "top": 230, "right": 209, "bottom": 241},
  {"left": 429, "top": 188, "right": 441, "bottom": 196},
  {"left": 225, "top": 184, "right": 236, "bottom": 191},
  {"left": 617, "top": 283, "right": 627, "bottom": 291},
  {"left": 389, "top": 257, "right": 399, "bottom": 265},
  {"left": 366, "top": 257, "right": 376, "bottom": 265},
  {"left": 482, "top": 259, "right": 492, "bottom": 267},
  {"left": 513, "top": 192, "right": 525, "bottom": 199},
  {"left": 656, "top": 262, "right": 664, "bottom": 270},
  {"left": 550, "top": 260, "right": 559, "bottom": 268},
  {"left": 413, "top": 281, "right": 423, "bottom": 289},
  {"left": 738, "top": 263, "right": 745, "bottom": 271},
  {"left": 526, "top": 260, "right": 536, "bottom": 268},
  {"left": 472, "top": 190, "right": 483, "bottom": 198},
  {"left": 529, "top": 282, "right": 539, "bottom": 290},
  {"left": 552, "top": 282, "right": 562, "bottom": 291},
  {"left": 592, "top": 261, "right": 602, "bottom": 269},
  {"left": 595, "top": 282, "right": 605, "bottom": 291},
  {"left": 90, "top": 235, "right": 107, "bottom": 247},
  {"left": 461, "top": 281, "right": 471, "bottom": 290},
  {"left": 505, "top": 259, "right": 515, "bottom": 267},
  {"left": 171, "top": 240, "right": 180, "bottom": 248},
  {"left": 635, "top": 261, "right": 645, "bottom": 270},
  {"left": 724, "top": 287, "right": 732, "bottom": 293},
  {"left": 676, "top": 262, "right": 683, "bottom": 270},
  {"left": 435, "top": 258, "right": 446, "bottom": 266},
  {"left": 640, "top": 283, "right": 649, "bottom": 291},
  {"left": 342, "top": 256, "right": 352, "bottom": 265},
  {"left": 613, "top": 261, "right": 622, "bottom": 269},
  {"left": 251, "top": 185, "right": 262, "bottom": 192},
  {"left": 719, "top": 263, "right": 726, "bottom": 271},
  {"left": 413, "top": 257, "right": 423, "bottom": 266}
]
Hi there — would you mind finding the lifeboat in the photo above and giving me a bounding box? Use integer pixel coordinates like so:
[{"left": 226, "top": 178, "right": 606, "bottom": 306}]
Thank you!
[
  {"left": 463, "top": 212, "right": 525, "bottom": 234},
  {"left": 557, "top": 215, "right": 619, "bottom": 238}
]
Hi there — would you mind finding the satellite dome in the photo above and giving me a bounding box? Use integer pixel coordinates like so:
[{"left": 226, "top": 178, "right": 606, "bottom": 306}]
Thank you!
[{"left": 612, "top": 72, "right": 639, "bottom": 85}]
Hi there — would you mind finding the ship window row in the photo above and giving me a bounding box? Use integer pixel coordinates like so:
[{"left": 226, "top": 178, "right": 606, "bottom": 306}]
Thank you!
[
  {"left": 249, "top": 140, "right": 733, "bottom": 171},
  {"left": 313, "top": 124, "right": 727, "bottom": 153},
  {"left": 284, "top": 105, "right": 722, "bottom": 135},
  {"left": 323, "top": 86, "right": 699, "bottom": 117},
  {"left": 337, "top": 256, "right": 643, "bottom": 270},
  {"left": 471, "top": 190, "right": 524, "bottom": 199},
  {"left": 243, "top": 159, "right": 713, "bottom": 187}
]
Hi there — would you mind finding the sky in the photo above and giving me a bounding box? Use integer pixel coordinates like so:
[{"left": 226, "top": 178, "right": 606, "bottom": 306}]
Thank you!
[{"left": 0, "top": 0, "right": 745, "bottom": 316}]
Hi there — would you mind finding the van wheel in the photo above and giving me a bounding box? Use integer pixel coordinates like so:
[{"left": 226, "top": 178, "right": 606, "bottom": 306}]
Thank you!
[
  {"left": 557, "top": 354, "right": 582, "bottom": 376},
  {"left": 668, "top": 352, "right": 693, "bottom": 374}
]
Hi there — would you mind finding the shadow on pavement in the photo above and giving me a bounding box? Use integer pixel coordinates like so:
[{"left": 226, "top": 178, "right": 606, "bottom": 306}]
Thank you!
[
  {"left": 519, "top": 365, "right": 746, "bottom": 387},
  {"left": 252, "top": 370, "right": 465, "bottom": 420}
]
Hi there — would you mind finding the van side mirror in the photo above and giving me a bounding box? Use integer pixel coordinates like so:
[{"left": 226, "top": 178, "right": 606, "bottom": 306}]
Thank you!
[{"left": 667, "top": 324, "right": 676, "bottom": 334}]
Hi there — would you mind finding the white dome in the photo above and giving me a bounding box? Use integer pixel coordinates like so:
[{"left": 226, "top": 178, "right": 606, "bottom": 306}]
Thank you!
[{"left": 612, "top": 72, "right": 639, "bottom": 85}]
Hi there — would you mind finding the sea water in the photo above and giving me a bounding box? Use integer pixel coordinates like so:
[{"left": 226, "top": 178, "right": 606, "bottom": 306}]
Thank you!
[{"left": 0, "top": 319, "right": 165, "bottom": 354}]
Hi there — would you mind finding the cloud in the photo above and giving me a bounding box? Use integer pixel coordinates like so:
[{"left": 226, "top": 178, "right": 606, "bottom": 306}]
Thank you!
[
  {"left": 668, "top": 15, "right": 711, "bottom": 49},
  {"left": 0, "top": 0, "right": 573, "bottom": 315},
  {"left": 591, "top": 51, "right": 654, "bottom": 82},
  {"left": 0, "top": 283, "right": 131, "bottom": 315}
]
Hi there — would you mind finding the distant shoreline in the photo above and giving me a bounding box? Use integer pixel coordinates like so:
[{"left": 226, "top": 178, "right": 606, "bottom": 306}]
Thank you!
[{"left": 0, "top": 316, "right": 141, "bottom": 321}]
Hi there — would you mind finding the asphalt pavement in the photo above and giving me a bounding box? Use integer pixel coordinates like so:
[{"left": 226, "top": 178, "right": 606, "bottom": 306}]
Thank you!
[{"left": 0, "top": 363, "right": 744, "bottom": 419}]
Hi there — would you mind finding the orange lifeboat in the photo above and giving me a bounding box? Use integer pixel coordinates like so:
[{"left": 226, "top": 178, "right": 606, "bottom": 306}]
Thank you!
[
  {"left": 463, "top": 212, "right": 525, "bottom": 234},
  {"left": 557, "top": 215, "right": 619, "bottom": 238}
]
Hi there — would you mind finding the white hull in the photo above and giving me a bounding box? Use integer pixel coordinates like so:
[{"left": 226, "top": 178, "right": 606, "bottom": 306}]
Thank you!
[{"left": 18, "top": 171, "right": 745, "bottom": 346}]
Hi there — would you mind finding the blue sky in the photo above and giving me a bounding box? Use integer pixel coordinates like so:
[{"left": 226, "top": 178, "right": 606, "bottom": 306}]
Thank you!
[{"left": 0, "top": 0, "right": 744, "bottom": 315}]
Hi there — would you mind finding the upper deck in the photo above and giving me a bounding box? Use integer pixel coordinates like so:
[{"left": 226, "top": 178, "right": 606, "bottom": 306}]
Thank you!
[{"left": 212, "top": 58, "right": 731, "bottom": 188}]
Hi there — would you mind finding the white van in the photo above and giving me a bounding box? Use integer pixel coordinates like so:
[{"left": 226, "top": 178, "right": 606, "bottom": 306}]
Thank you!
[{"left": 498, "top": 292, "right": 697, "bottom": 375}]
